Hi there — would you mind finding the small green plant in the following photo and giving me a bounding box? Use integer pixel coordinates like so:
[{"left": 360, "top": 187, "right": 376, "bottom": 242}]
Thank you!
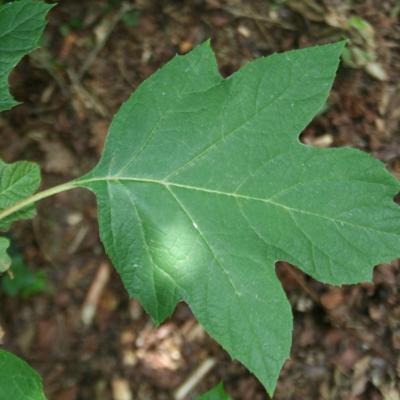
[
  {"left": 1, "top": 254, "right": 48, "bottom": 298},
  {"left": 198, "top": 382, "right": 230, "bottom": 400},
  {"left": 1, "top": 1, "right": 399, "bottom": 398}
]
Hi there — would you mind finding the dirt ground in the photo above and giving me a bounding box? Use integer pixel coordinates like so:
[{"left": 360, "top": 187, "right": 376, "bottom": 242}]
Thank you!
[{"left": 0, "top": 0, "right": 399, "bottom": 399}]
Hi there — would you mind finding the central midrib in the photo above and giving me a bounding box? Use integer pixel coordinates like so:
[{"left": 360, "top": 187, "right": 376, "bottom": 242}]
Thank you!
[
  {"left": 77, "top": 175, "right": 377, "bottom": 234},
  {"left": 78, "top": 174, "right": 294, "bottom": 205}
]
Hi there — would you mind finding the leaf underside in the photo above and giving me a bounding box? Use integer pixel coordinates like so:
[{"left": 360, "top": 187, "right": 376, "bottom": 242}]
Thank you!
[
  {"left": 77, "top": 41, "right": 400, "bottom": 394},
  {"left": 0, "top": 350, "right": 46, "bottom": 400},
  {"left": 0, "top": 0, "right": 53, "bottom": 111}
]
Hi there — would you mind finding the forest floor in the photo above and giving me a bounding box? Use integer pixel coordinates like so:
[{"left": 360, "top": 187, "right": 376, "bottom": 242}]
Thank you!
[{"left": 0, "top": 0, "right": 399, "bottom": 399}]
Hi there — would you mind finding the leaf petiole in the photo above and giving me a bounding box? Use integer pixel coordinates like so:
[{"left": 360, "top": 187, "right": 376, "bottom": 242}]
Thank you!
[{"left": 0, "top": 180, "right": 78, "bottom": 222}]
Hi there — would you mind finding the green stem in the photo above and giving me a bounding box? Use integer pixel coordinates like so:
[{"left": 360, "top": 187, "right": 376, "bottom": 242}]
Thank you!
[{"left": 0, "top": 180, "right": 79, "bottom": 222}]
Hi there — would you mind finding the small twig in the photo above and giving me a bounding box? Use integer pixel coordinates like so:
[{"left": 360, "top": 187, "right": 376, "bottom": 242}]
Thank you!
[
  {"left": 174, "top": 358, "right": 217, "bottom": 400},
  {"left": 0, "top": 324, "right": 5, "bottom": 345},
  {"left": 67, "top": 225, "right": 89, "bottom": 254},
  {"left": 220, "top": 5, "right": 296, "bottom": 31},
  {"left": 81, "top": 262, "right": 111, "bottom": 326},
  {"left": 67, "top": 68, "right": 109, "bottom": 117},
  {"left": 76, "top": 2, "right": 133, "bottom": 82},
  {"left": 112, "top": 377, "right": 133, "bottom": 400}
]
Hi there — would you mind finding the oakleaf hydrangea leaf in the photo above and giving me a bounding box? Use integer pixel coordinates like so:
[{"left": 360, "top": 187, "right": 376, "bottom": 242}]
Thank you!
[
  {"left": 0, "top": 350, "right": 46, "bottom": 400},
  {"left": 0, "top": 159, "right": 41, "bottom": 230},
  {"left": 0, "top": 0, "right": 53, "bottom": 111},
  {"left": 76, "top": 41, "right": 400, "bottom": 394},
  {"left": 197, "top": 382, "right": 231, "bottom": 400}
]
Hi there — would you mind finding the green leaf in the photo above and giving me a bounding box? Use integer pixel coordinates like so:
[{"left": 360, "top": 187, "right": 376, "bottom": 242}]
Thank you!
[
  {"left": 0, "top": 0, "right": 53, "bottom": 111},
  {"left": 76, "top": 41, "right": 400, "bottom": 394},
  {"left": 197, "top": 382, "right": 231, "bottom": 400},
  {"left": 0, "top": 159, "right": 41, "bottom": 230},
  {"left": 0, "top": 0, "right": 47, "bottom": 278},
  {"left": 1, "top": 254, "right": 48, "bottom": 297},
  {"left": 0, "top": 236, "right": 10, "bottom": 272},
  {"left": 0, "top": 349, "right": 46, "bottom": 399}
]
